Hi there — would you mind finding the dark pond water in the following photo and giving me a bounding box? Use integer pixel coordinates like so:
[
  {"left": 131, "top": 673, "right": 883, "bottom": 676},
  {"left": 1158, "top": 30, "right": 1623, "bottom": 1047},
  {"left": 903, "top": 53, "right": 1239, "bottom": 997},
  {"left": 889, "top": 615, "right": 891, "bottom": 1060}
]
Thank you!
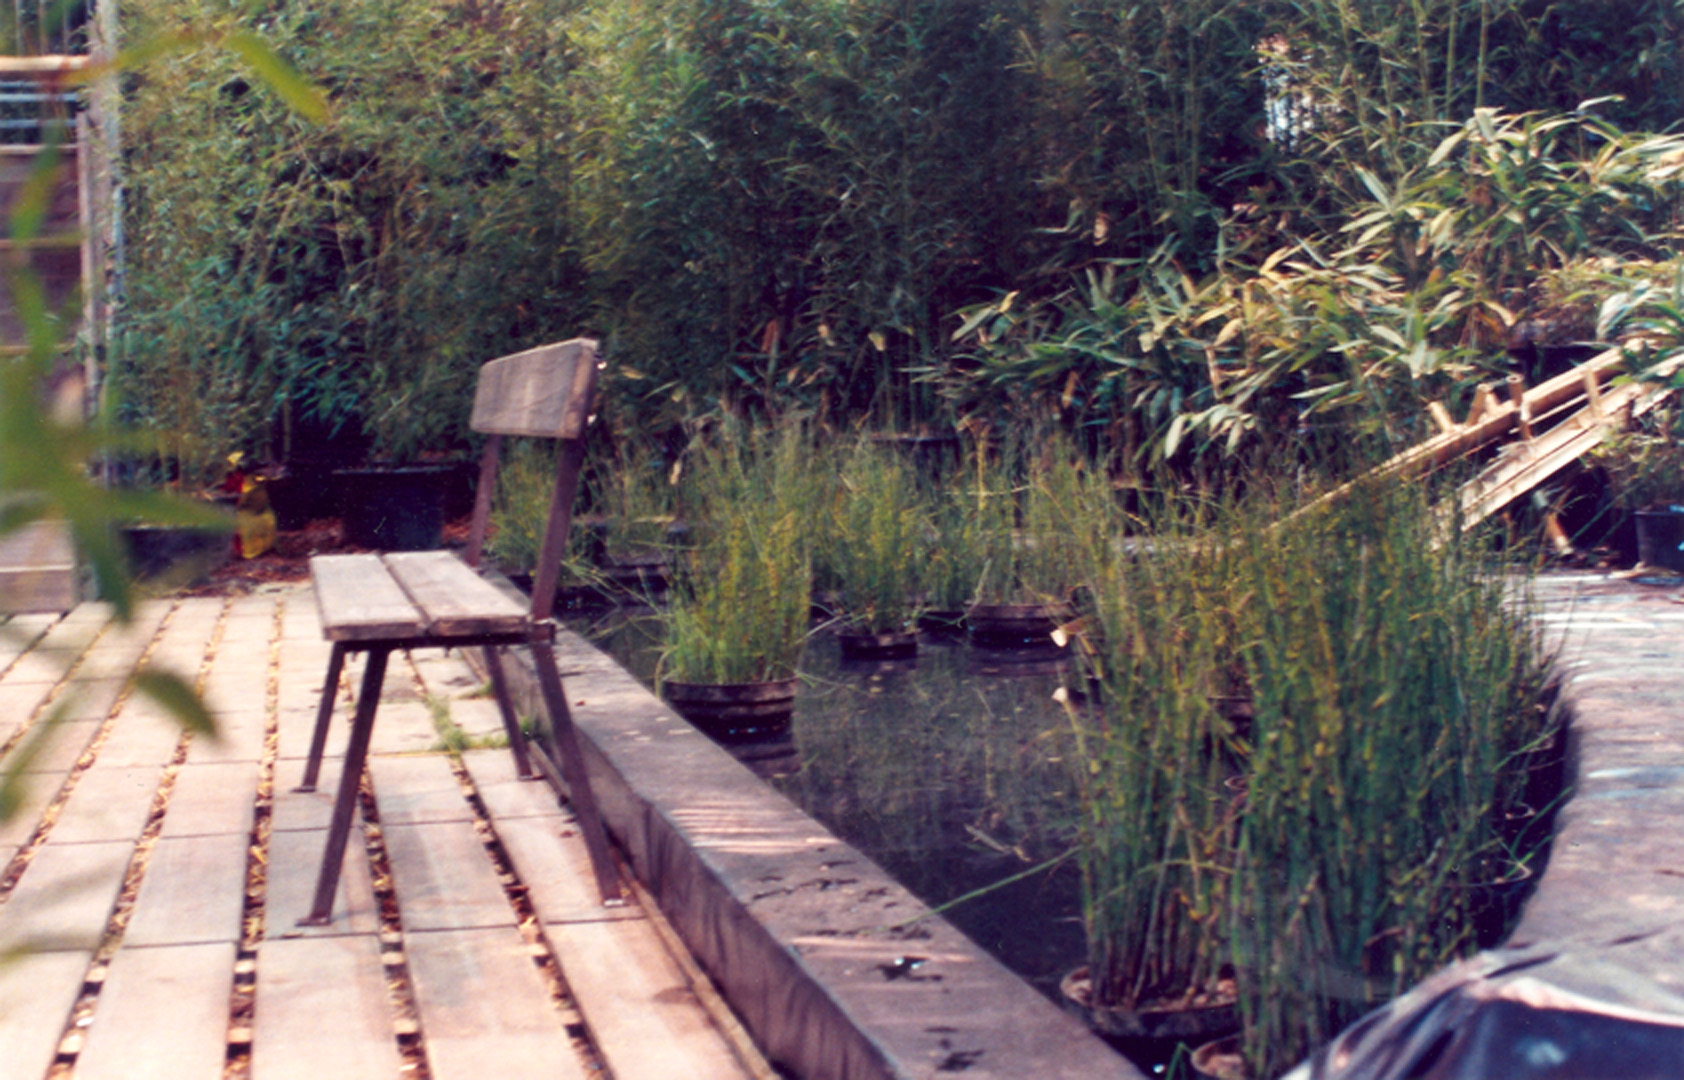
[{"left": 564, "top": 610, "right": 1090, "bottom": 1002}]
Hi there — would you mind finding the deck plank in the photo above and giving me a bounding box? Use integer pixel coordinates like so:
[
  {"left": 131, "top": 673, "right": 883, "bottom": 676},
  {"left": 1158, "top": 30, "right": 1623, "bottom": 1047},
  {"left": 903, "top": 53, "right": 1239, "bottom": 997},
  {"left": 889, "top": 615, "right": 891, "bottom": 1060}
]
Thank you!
[
  {"left": 404, "top": 927, "right": 589, "bottom": 1080},
  {"left": 264, "top": 827, "right": 379, "bottom": 938},
  {"left": 253, "top": 936, "right": 402, "bottom": 1080},
  {"left": 16, "top": 719, "right": 102, "bottom": 774},
  {"left": 461, "top": 750, "right": 566, "bottom": 821},
  {"left": 124, "top": 833, "right": 249, "bottom": 947},
  {"left": 495, "top": 816, "right": 639, "bottom": 926},
  {"left": 311, "top": 554, "right": 424, "bottom": 643},
  {"left": 369, "top": 755, "right": 474, "bottom": 827},
  {"left": 381, "top": 821, "right": 513, "bottom": 931},
  {"left": 0, "top": 840, "right": 133, "bottom": 953},
  {"left": 550, "top": 916, "right": 750, "bottom": 1080},
  {"left": 0, "top": 949, "right": 90, "bottom": 1079},
  {"left": 50, "top": 764, "right": 164, "bottom": 843},
  {"left": 162, "top": 762, "right": 260, "bottom": 838},
  {"left": 75, "top": 942, "right": 236, "bottom": 1080}
]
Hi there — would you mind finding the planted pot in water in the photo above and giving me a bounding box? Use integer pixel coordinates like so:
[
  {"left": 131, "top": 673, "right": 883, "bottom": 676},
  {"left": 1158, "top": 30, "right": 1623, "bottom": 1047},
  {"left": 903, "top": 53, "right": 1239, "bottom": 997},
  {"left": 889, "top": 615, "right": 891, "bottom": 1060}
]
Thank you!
[
  {"left": 662, "top": 677, "right": 799, "bottom": 742},
  {"left": 1059, "top": 966, "right": 1239, "bottom": 1044}
]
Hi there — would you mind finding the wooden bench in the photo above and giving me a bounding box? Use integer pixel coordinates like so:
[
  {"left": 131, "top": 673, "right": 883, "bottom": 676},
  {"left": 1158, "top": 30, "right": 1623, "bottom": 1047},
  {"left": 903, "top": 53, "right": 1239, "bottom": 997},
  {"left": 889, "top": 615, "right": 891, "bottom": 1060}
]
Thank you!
[{"left": 296, "top": 338, "right": 621, "bottom": 926}]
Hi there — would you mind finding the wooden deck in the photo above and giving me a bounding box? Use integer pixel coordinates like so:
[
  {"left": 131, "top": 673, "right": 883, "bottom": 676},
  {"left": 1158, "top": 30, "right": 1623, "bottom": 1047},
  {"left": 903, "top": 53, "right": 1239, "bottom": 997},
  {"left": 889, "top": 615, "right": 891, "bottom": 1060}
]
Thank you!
[{"left": 0, "top": 586, "right": 764, "bottom": 1080}]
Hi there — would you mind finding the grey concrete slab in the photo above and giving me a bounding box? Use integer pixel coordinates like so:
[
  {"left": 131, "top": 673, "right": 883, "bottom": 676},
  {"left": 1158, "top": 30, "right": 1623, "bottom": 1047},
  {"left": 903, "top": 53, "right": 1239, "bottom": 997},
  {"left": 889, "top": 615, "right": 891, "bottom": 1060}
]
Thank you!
[
  {"left": 185, "top": 707, "right": 268, "bottom": 765},
  {"left": 51, "top": 764, "right": 164, "bottom": 844},
  {"left": 275, "top": 705, "right": 346, "bottom": 762},
  {"left": 125, "top": 832, "right": 249, "bottom": 947},
  {"left": 96, "top": 704, "right": 188, "bottom": 767},
  {"left": 13, "top": 718, "right": 101, "bottom": 774},
  {"left": 404, "top": 927, "right": 588, "bottom": 1080},
  {"left": 51, "top": 677, "right": 125, "bottom": 722},
  {"left": 549, "top": 916, "right": 747, "bottom": 1080},
  {"left": 462, "top": 750, "right": 566, "bottom": 821},
  {"left": 253, "top": 936, "right": 402, "bottom": 1080},
  {"left": 496, "top": 815, "right": 639, "bottom": 926},
  {"left": 263, "top": 827, "right": 379, "bottom": 939},
  {"left": 382, "top": 820, "right": 513, "bottom": 932},
  {"left": 163, "top": 761, "right": 260, "bottom": 838},
  {"left": 0, "top": 839, "right": 133, "bottom": 953},
  {"left": 270, "top": 756, "right": 343, "bottom": 834},
  {"left": 0, "top": 948, "right": 90, "bottom": 1079},
  {"left": 75, "top": 941, "right": 236, "bottom": 1080},
  {"left": 367, "top": 699, "right": 439, "bottom": 756},
  {"left": 368, "top": 755, "right": 474, "bottom": 826}
]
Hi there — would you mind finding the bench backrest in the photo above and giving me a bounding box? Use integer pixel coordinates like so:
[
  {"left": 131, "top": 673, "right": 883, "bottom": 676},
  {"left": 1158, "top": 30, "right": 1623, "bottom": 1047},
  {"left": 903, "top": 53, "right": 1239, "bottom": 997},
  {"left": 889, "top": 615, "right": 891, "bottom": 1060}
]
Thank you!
[
  {"left": 470, "top": 338, "right": 599, "bottom": 439},
  {"left": 463, "top": 338, "right": 600, "bottom": 622}
]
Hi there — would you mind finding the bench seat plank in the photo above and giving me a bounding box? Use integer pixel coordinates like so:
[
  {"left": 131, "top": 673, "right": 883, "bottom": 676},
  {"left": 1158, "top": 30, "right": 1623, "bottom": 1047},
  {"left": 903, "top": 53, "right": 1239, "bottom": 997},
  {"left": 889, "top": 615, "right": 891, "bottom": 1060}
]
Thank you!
[
  {"left": 381, "top": 552, "right": 529, "bottom": 638},
  {"left": 310, "top": 554, "right": 424, "bottom": 642}
]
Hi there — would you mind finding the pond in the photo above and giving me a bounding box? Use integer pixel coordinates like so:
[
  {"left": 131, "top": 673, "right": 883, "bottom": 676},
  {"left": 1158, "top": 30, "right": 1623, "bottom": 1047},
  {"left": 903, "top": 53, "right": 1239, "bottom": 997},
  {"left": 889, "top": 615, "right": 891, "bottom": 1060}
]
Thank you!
[{"left": 565, "top": 610, "right": 1090, "bottom": 1002}]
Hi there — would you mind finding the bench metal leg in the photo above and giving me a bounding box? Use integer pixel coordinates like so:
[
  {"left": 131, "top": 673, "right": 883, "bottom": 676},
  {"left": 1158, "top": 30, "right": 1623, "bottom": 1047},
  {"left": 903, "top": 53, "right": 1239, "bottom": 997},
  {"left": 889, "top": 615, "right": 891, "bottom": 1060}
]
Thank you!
[
  {"left": 299, "top": 645, "right": 390, "bottom": 927},
  {"left": 296, "top": 641, "right": 347, "bottom": 793},
  {"left": 530, "top": 640, "right": 622, "bottom": 904},
  {"left": 481, "top": 645, "right": 534, "bottom": 780}
]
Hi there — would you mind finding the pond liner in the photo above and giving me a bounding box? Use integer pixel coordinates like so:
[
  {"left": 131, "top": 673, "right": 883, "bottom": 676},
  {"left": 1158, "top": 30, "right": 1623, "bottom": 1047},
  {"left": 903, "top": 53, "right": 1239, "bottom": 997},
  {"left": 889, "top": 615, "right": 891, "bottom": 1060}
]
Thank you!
[
  {"left": 477, "top": 622, "right": 1141, "bottom": 1080},
  {"left": 1280, "top": 946, "right": 1684, "bottom": 1080}
]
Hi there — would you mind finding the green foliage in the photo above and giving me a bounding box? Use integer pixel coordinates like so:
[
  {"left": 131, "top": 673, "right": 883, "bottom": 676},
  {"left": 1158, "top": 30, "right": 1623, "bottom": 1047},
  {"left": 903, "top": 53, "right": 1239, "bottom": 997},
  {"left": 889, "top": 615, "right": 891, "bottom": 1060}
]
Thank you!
[{"left": 117, "top": 0, "right": 588, "bottom": 474}]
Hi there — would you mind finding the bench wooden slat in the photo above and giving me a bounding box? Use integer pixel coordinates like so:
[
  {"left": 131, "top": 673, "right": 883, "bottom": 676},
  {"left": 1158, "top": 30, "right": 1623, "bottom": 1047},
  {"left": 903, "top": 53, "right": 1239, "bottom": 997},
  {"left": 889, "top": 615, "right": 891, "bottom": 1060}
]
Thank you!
[
  {"left": 470, "top": 339, "right": 597, "bottom": 439},
  {"left": 310, "top": 554, "right": 424, "bottom": 642},
  {"left": 381, "top": 552, "right": 529, "bottom": 637}
]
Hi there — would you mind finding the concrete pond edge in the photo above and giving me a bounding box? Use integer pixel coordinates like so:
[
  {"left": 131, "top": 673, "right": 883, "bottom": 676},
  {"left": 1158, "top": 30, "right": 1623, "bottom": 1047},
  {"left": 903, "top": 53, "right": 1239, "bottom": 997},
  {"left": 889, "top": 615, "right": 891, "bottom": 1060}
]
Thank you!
[{"left": 484, "top": 628, "right": 1140, "bottom": 1080}]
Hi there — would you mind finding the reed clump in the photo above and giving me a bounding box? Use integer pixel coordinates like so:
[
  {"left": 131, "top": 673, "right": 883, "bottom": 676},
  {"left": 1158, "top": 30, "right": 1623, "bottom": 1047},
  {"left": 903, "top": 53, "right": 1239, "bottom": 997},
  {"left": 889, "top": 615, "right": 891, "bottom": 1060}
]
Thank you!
[
  {"left": 831, "top": 439, "right": 923, "bottom": 635},
  {"left": 1063, "top": 471, "right": 1554, "bottom": 1077},
  {"left": 660, "top": 423, "right": 815, "bottom": 685}
]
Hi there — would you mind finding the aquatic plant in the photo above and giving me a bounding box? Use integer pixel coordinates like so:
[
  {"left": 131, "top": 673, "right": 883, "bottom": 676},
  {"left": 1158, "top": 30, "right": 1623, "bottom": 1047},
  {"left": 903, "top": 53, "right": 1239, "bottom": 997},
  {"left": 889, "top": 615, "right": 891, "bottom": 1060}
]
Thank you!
[
  {"left": 660, "top": 422, "right": 814, "bottom": 685},
  {"left": 1064, "top": 476, "right": 1555, "bottom": 1074},
  {"left": 830, "top": 439, "right": 923, "bottom": 635}
]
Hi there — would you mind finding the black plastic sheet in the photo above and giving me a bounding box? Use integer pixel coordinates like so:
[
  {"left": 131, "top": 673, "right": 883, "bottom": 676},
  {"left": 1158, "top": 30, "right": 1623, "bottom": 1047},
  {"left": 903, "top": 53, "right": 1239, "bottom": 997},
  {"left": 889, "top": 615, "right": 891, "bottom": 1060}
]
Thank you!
[{"left": 1283, "top": 947, "right": 1684, "bottom": 1080}]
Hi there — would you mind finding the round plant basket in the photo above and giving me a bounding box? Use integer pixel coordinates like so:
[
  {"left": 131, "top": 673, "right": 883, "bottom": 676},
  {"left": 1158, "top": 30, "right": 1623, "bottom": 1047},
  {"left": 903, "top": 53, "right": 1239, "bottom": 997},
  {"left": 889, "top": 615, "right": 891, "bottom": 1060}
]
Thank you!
[
  {"left": 965, "top": 601, "right": 1070, "bottom": 649},
  {"left": 601, "top": 549, "right": 669, "bottom": 600},
  {"left": 663, "top": 677, "right": 799, "bottom": 742},
  {"left": 1635, "top": 506, "right": 1684, "bottom": 574},
  {"left": 729, "top": 731, "right": 802, "bottom": 781},
  {"left": 1059, "top": 966, "right": 1240, "bottom": 1044},
  {"left": 836, "top": 628, "right": 919, "bottom": 661}
]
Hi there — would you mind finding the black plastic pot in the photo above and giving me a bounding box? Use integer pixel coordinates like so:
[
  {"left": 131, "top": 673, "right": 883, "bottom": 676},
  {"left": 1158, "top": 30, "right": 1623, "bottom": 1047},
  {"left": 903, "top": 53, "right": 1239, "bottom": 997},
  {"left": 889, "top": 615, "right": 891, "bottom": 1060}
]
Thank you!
[
  {"left": 1634, "top": 506, "right": 1684, "bottom": 573},
  {"left": 335, "top": 464, "right": 454, "bottom": 551},
  {"left": 121, "top": 521, "right": 231, "bottom": 585}
]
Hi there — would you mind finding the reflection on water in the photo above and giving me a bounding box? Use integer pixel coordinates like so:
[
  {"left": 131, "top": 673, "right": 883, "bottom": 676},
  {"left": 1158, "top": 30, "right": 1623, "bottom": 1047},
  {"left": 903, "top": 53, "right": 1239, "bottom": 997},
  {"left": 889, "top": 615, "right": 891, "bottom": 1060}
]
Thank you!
[{"left": 567, "top": 610, "right": 1088, "bottom": 999}]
